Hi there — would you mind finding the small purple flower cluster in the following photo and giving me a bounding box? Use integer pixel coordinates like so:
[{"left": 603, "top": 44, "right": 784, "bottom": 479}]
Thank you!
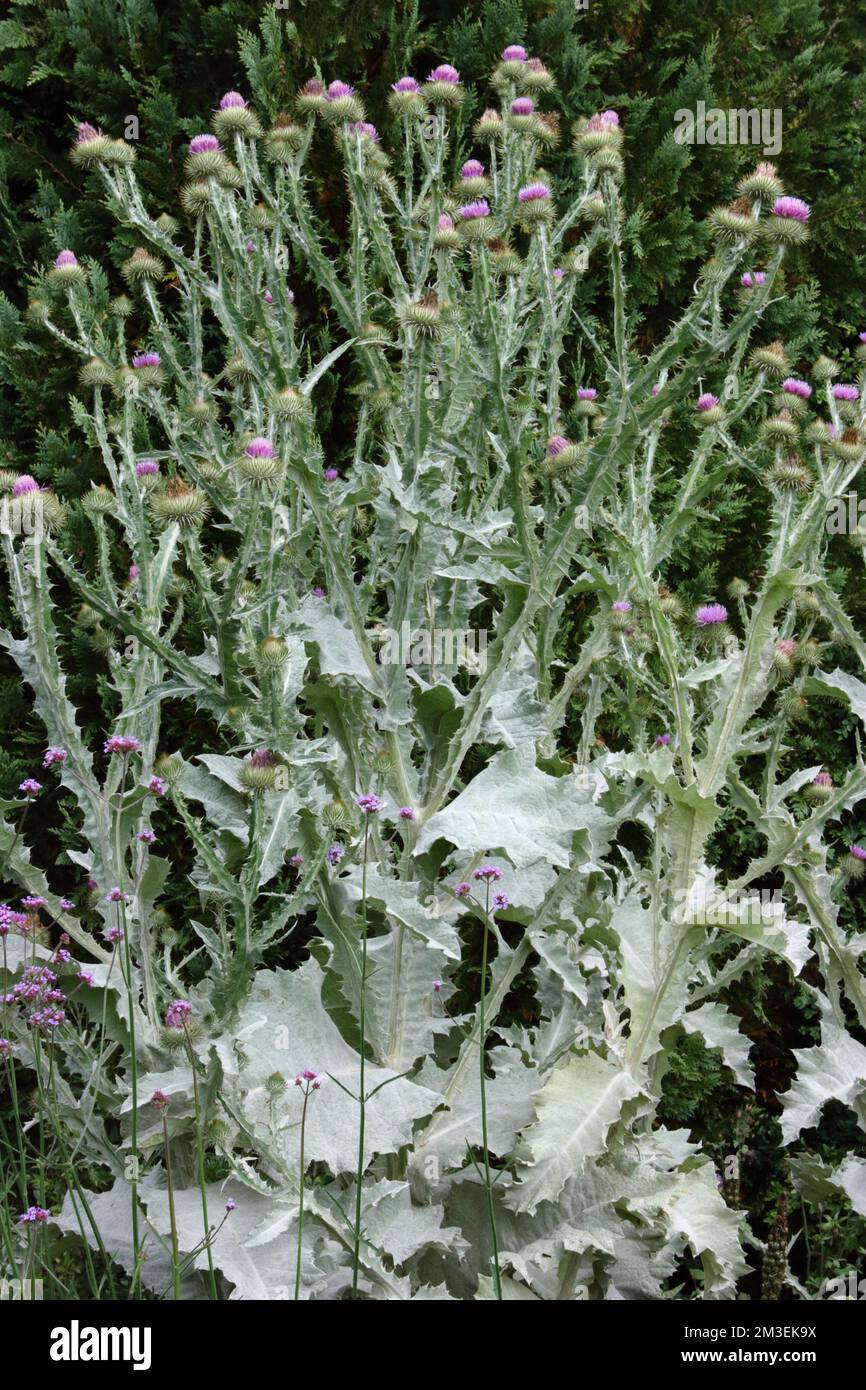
[{"left": 3, "top": 964, "right": 66, "bottom": 1031}]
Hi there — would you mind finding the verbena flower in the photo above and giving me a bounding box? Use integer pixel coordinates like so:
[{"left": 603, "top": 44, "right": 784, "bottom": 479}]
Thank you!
[
  {"left": 21, "top": 895, "right": 47, "bottom": 909},
  {"left": 104, "top": 926, "right": 124, "bottom": 943},
  {"left": 137, "top": 829, "right": 156, "bottom": 844},
  {"left": 398, "top": 806, "right": 417, "bottom": 820},
  {"left": 165, "top": 1000, "right": 192, "bottom": 1030},
  {"left": 59, "top": 898, "right": 74, "bottom": 912},
  {"left": 493, "top": 892, "right": 510, "bottom": 911},
  {"left": 454, "top": 882, "right": 471, "bottom": 897},
  {"left": 473, "top": 865, "right": 502, "bottom": 881},
  {"left": 357, "top": 793, "right": 384, "bottom": 814},
  {"left": 19, "top": 779, "right": 42, "bottom": 796},
  {"left": 105, "top": 887, "right": 129, "bottom": 903},
  {"left": 104, "top": 735, "right": 142, "bottom": 755},
  {"left": 18, "top": 1206, "right": 50, "bottom": 1224},
  {"left": 326, "top": 843, "right": 345, "bottom": 865}
]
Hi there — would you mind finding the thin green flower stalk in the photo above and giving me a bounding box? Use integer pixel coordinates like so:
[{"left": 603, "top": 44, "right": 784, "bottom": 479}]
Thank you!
[
  {"left": 351, "top": 796, "right": 379, "bottom": 1298},
  {"left": 151, "top": 1089, "right": 181, "bottom": 1300},
  {"left": 167, "top": 1001, "right": 218, "bottom": 1299},
  {"left": 292, "top": 1067, "right": 321, "bottom": 1300}
]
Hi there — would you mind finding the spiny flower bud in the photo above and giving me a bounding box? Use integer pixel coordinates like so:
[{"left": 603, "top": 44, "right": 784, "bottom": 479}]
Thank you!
[
  {"left": 519, "top": 57, "right": 555, "bottom": 93},
  {"left": 265, "top": 114, "right": 304, "bottom": 161},
  {"left": 424, "top": 64, "right": 464, "bottom": 107},
  {"left": 726, "top": 577, "right": 750, "bottom": 601},
  {"left": 708, "top": 199, "right": 758, "bottom": 243},
  {"left": 400, "top": 290, "right": 442, "bottom": 335},
  {"left": 272, "top": 385, "right": 309, "bottom": 418},
  {"left": 456, "top": 159, "right": 489, "bottom": 197},
  {"left": 265, "top": 1071, "right": 287, "bottom": 1096},
  {"left": 70, "top": 122, "right": 113, "bottom": 167},
  {"left": 79, "top": 357, "right": 116, "bottom": 389},
  {"left": 81, "top": 485, "right": 117, "bottom": 516},
  {"left": 751, "top": 341, "right": 791, "bottom": 378},
  {"left": 213, "top": 91, "right": 263, "bottom": 139},
  {"left": 121, "top": 248, "right": 164, "bottom": 287},
  {"left": 180, "top": 180, "right": 214, "bottom": 215},
  {"left": 765, "top": 196, "right": 810, "bottom": 244},
  {"left": 487, "top": 238, "right": 521, "bottom": 275},
  {"left": 772, "top": 637, "right": 799, "bottom": 676},
  {"left": 322, "top": 800, "right": 356, "bottom": 830},
  {"left": 258, "top": 635, "right": 289, "bottom": 670},
  {"left": 151, "top": 477, "right": 210, "bottom": 527},
  {"left": 812, "top": 354, "right": 840, "bottom": 382},
  {"left": 736, "top": 161, "right": 784, "bottom": 200},
  {"left": 761, "top": 408, "right": 798, "bottom": 443},
  {"left": 101, "top": 139, "right": 136, "bottom": 169},
  {"left": 573, "top": 110, "right": 622, "bottom": 155},
  {"left": 389, "top": 76, "right": 425, "bottom": 117},
  {"left": 474, "top": 108, "right": 503, "bottom": 139},
  {"left": 240, "top": 748, "right": 281, "bottom": 792},
  {"left": 806, "top": 771, "right": 833, "bottom": 802},
  {"left": 778, "top": 688, "right": 809, "bottom": 721},
  {"left": 48, "top": 249, "right": 86, "bottom": 287},
  {"left": 766, "top": 455, "right": 812, "bottom": 493},
  {"left": 433, "top": 213, "right": 460, "bottom": 250},
  {"left": 185, "top": 133, "right": 226, "bottom": 178},
  {"left": 322, "top": 80, "right": 364, "bottom": 124},
  {"left": 829, "top": 427, "right": 864, "bottom": 463}
]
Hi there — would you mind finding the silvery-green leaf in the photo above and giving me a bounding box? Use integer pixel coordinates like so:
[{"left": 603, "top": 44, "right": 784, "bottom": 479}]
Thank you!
[
  {"left": 681, "top": 1002, "right": 755, "bottom": 1088},
  {"left": 779, "top": 1017, "right": 866, "bottom": 1143}
]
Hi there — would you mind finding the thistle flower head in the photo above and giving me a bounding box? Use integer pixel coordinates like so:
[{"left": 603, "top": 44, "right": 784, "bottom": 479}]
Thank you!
[
  {"left": 132, "top": 352, "right": 161, "bottom": 369},
  {"left": 54, "top": 250, "right": 78, "bottom": 268},
  {"left": 428, "top": 64, "right": 459, "bottom": 83},
  {"left": 850, "top": 844, "right": 866, "bottom": 861},
  {"left": 611, "top": 600, "right": 632, "bottom": 613},
  {"left": 189, "top": 133, "right": 221, "bottom": 155},
  {"left": 655, "top": 733, "right": 672, "bottom": 746},
  {"left": 459, "top": 199, "right": 490, "bottom": 220},
  {"left": 740, "top": 271, "right": 766, "bottom": 287},
  {"left": 696, "top": 603, "right": 728, "bottom": 626},
  {"left": 219, "top": 91, "right": 247, "bottom": 110},
  {"left": 696, "top": 393, "right": 720, "bottom": 412},
  {"left": 12, "top": 475, "right": 41, "bottom": 496},
  {"left": 135, "top": 459, "right": 159, "bottom": 477},
  {"left": 461, "top": 159, "right": 485, "bottom": 179},
  {"left": 392, "top": 76, "right": 421, "bottom": 93},
  {"left": 518, "top": 182, "right": 550, "bottom": 202},
  {"left": 782, "top": 378, "right": 812, "bottom": 399},
  {"left": 502, "top": 45, "right": 528, "bottom": 62},
  {"left": 577, "top": 388, "right": 598, "bottom": 400},
  {"left": 832, "top": 384, "right": 859, "bottom": 401},
  {"left": 511, "top": 98, "right": 534, "bottom": 117},
  {"left": 773, "top": 196, "right": 810, "bottom": 221},
  {"left": 244, "top": 437, "right": 275, "bottom": 459}
]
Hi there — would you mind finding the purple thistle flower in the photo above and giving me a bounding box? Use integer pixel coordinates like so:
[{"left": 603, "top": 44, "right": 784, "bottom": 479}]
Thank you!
[
  {"left": 189, "top": 134, "right": 221, "bottom": 155},
  {"left": 323, "top": 468, "right": 339, "bottom": 482},
  {"left": 245, "top": 239, "right": 255, "bottom": 254},
  {"left": 461, "top": 159, "right": 485, "bottom": 179},
  {"left": 696, "top": 392, "right": 720, "bottom": 412},
  {"left": 135, "top": 459, "right": 160, "bottom": 477},
  {"left": 696, "top": 603, "right": 728, "bottom": 626},
  {"left": 326, "top": 81, "right": 355, "bottom": 101},
  {"left": 356, "top": 793, "right": 384, "bottom": 814},
  {"left": 165, "top": 999, "right": 192, "bottom": 1030},
  {"left": 137, "top": 829, "right": 156, "bottom": 844},
  {"left": 53, "top": 250, "right": 78, "bottom": 268},
  {"left": 104, "top": 735, "right": 142, "bottom": 756},
  {"left": 219, "top": 91, "right": 247, "bottom": 110},
  {"left": 289, "top": 854, "right": 303, "bottom": 868},
  {"left": 859, "top": 332, "right": 866, "bottom": 345},
  {"left": 77, "top": 123, "right": 100, "bottom": 143},
  {"left": 782, "top": 378, "right": 812, "bottom": 399},
  {"left": 437, "top": 213, "right": 454, "bottom": 231},
  {"left": 502, "top": 45, "right": 528, "bottom": 62},
  {"left": 398, "top": 806, "right": 417, "bottom": 820},
  {"left": 473, "top": 865, "right": 502, "bottom": 881},
  {"left": 554, "top": 267, "right": 564, "bottom": 280},
  {"left": 87, "top": 878, "right": 98, "bottom": 891},
  {"left": 812, "top": 772, "right": 833, "bottom": 789},
  {"left": 773, "top": 196, "right": 810, "bottom": 222},
  {"left": 611, "top": 600, "right": 632, "bottom": 614},
  {"left": 546, "top": 435, "right": 573, "bottom": 457},
  {"left": 427, "top": 64, "right": 459, "bottom": 84},
  {"left": 132, "top": 352, "right": 161, "bottom": 369},
  {"left": 655, "top": 733, "right": 672, "bottom": 746},
  {"left": 577, "top": 388, "right": 598, "bottom": 400},
  {"left": 12, "top": 475, "right": 41, "bottom": 496},
  {"left": 312, "top": 586, "right": 325, "bottom": 598},
  {"left": 392, "top": 76, "right": 421, "bottom": 94},
  {"left": 459, "top": 199, "right": 490, "bottom": 220},
  {"left": 518, "top": 182, "right": 550, "bottom": 202},
  {"left": 245, "top": 437, "right": 275, "bottom": 458},
  {"left": 326, "top": 843, "right": 345, "bottom": 866},
  {"left": 263, "top": 290, "right": 273, "bottom": 304},
  {"left": 348, "top": 121, "right": 379, "bottom": 142},
  {"left": 59, "top": 898, "right": 74, "bottom": 912},
  {"left": 511, "top": 98, "right": 534, "bottom": 117},
  {"left": 850, "top": 844, "right": 866, "bottom": 861},
  {"left": 105, "top": 887, "right": 129, "bottom": 903},
  {"left": 740, "top": 271, "right": 766, "bottom": 287},
  {"left": 19, "top": 779, "right": 42, "bottom": 797},
  {"left": 832, "top": 384, "right": 859, "bottom": 401},
  {"left": 249, "top": 748, "right": 277, "bottom": 768},
  {"left": 587, "top": 110, "right": 620, "bottom": 131},
  {"left": 128, "top": 564, "right": 140, "bottom": 581},
  {"left": 454, "top": 882, "right": 471, "bottom": 897}
]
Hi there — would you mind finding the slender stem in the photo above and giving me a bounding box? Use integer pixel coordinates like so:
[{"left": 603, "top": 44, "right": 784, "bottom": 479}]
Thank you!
[
  {"left": 480, "top": 881, "right": 502, "bottom": 1299},
  {"left": 185, "top": 1027, "right": 218, "bottom": 1299},
  {"left": 351, "top": 818, "right": 370, "bottom": 1298},
  {"left": 294, "top": 1084, "right": 311, "bottom": 1300},
  {"left": 162, "top": 1112, "right": 181, "bottom": 1300}
]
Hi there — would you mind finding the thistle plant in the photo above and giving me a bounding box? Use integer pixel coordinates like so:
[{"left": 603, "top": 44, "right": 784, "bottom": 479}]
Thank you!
[{"left": 2, "top": 40, "right": 866, "bottom": 1300}]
